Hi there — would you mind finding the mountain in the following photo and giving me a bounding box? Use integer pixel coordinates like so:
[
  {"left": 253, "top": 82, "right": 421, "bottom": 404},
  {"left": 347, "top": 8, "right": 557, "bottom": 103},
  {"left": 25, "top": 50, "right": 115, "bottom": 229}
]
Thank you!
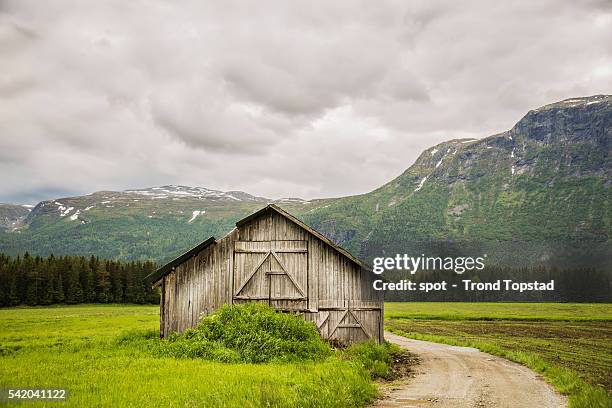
[
  {"left": 0, "top": 185, "right": 327, "bottom": 262},
  {"left": 0, "top": 204, "right": 32, "bottom": 230},
  {"left": 301, "top": 95, "right": 611, "bottom": 268},
  {"left": 0, "top": 95, "right": 610, "bottom": 268}
]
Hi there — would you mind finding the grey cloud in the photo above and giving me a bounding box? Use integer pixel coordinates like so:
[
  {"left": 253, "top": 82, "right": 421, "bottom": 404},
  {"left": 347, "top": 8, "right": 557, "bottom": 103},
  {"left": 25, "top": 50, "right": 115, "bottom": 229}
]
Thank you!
[
  {"left": 0, "top": 0, "right": 610, "bottom": 203},
  {"left": 149, "top": 80, "right": 300, "bottom": 153}
]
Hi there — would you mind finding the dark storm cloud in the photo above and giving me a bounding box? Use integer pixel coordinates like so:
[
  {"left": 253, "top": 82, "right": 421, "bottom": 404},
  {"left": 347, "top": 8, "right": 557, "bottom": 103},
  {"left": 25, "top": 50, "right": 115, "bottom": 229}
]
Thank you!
[{"left": 0, "top": 0, "right": 610, "bottom": 203}]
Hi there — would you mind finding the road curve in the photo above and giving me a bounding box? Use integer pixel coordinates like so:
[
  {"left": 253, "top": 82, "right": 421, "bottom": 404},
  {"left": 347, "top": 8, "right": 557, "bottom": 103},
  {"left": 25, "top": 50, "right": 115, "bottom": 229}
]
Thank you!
[{"left": 373, "top": 331, "right": 567, "bottom": 408}]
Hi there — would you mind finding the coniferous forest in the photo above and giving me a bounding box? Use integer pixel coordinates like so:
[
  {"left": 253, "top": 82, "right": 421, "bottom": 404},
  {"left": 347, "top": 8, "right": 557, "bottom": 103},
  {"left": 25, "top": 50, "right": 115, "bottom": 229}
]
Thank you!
[
  {"left": 0, "top": 253, "right": 159, "bottom": 307},
  {"left": 1, "top": 252, "right": 610, "bottom": 306}
]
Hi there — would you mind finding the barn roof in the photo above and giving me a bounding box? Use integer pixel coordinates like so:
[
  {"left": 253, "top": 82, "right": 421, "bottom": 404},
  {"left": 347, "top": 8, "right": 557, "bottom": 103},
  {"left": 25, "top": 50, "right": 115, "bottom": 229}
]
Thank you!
[
  {"left": 145, "top": 204, "right": 369, "bottom": 285},
  {"left": 145, "top": 237, "right": 216, "bottom": 284}
]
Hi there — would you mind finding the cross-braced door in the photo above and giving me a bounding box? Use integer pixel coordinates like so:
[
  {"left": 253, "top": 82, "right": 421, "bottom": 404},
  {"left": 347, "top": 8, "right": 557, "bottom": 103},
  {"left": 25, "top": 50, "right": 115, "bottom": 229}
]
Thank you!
[
  {"left": 316, "top": 308, "right": 379, "bottom": 344},
  {"left": 233, "top": 240, "right": 308, "bottom": 311}
]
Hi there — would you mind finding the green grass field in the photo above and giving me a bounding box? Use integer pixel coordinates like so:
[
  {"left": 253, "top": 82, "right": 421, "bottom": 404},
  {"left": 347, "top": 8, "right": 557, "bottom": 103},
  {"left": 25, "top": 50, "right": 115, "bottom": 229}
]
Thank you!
[
  {"left": 1, "top": 303, "right": 610, "bottom": 407},
  {"left": 0, "top": 305, "right": 378, "bottom": 407},
  {"left": 385, "top": 302, "right": 612, "bottom": 321},
  {"left": 385, "top": 302, "right": 612, "bottom": 408}
]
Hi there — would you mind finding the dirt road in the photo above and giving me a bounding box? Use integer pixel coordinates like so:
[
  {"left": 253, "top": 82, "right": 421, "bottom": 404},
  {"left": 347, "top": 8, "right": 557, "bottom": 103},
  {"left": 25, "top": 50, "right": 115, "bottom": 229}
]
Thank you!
[{"left": 374, "top": 331, "right": 567, "bottom": 408}]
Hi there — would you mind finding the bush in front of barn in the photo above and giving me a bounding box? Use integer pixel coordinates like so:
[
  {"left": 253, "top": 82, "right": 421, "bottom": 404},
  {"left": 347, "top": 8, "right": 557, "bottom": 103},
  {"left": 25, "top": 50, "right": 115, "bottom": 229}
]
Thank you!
[
  {"left": 155, "top": 303, "right": 332, "bottom": 363},
  {"left": 340, "top": 340, "right": 401, "bottom": 380}
]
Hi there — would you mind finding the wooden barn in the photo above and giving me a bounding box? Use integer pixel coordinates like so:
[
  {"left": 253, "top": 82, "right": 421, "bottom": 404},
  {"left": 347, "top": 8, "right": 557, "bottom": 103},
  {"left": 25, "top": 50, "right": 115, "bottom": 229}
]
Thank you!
[{"left": 146, "top": 204, "right": 384, "bottom": 344}]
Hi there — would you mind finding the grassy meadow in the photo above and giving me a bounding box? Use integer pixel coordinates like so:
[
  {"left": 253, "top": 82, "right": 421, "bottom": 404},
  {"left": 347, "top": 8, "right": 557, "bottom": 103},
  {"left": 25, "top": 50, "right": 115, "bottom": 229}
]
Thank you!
[
  {"left": 385, "top": 302, "right": 612, "bottom": 408},
  {"left": 0, "top": 305, "right": 381, "bottom": 407},
  {"left": 1, "top": 303, "right": 610, "bottom": 407}
]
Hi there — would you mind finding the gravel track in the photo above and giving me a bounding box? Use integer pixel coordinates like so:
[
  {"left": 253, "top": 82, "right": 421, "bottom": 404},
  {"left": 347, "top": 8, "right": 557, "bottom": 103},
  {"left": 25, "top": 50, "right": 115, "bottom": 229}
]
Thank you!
[{"left": 373, "top": 331, "right": 567, "bottom": 408}]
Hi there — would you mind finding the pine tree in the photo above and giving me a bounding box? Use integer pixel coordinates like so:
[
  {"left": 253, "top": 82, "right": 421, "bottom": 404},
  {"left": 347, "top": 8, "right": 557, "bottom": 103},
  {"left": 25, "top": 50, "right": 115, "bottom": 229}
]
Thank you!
[
  {"left": 94, "top": 262, "right": 111, "bottom": 303},
  {"left": 108, "top": 261, "right": 124, "bottom": 303},
  {"left": 23, "top": 254, "right": 39, "bottom": 305}
]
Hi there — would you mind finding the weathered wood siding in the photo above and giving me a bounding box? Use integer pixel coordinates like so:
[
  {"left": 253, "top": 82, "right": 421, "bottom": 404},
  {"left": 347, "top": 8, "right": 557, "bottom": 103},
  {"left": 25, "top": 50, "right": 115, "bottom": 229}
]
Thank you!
[
  {"left": 161, "top": 229, "right": 238, "bottom": 337},
  {"left": 160, "top": 209, "right": 384, "bottom": 343}
]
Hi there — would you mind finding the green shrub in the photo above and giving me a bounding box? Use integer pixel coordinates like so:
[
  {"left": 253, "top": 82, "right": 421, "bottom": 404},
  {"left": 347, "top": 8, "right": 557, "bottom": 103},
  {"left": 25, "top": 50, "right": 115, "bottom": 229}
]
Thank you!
[
  {"left": 155, "top": 303, "right": 332, "bottom": 363},
  {"left": 341, "top": 340, "right": 399, "bottom": 379}
]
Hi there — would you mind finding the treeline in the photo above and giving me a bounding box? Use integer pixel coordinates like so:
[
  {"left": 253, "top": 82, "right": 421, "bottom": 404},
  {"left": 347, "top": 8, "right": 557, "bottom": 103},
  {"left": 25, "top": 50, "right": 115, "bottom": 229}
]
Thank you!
[
  {"left": 0, "top": 253, "right": 159, "bottom": 307},
  {"left": 383, "top": 265, "right": 612, "bottom": 302}
]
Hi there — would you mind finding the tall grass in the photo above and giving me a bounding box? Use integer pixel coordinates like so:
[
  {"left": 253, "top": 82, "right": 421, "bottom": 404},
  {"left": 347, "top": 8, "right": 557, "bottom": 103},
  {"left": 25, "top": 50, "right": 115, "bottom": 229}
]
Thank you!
[
  {"left": 154, "top": 303, "right": 331, "bottom": 363},
  {"left": 341, "top": 341, "right": 400, "bottom": 380}
]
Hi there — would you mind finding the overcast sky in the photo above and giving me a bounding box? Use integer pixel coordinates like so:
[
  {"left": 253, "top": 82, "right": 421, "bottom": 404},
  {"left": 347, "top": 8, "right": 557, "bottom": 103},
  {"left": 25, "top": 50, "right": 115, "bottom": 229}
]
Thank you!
[{"left": 1, "top": 0, "right": 611, "bottom": 204}]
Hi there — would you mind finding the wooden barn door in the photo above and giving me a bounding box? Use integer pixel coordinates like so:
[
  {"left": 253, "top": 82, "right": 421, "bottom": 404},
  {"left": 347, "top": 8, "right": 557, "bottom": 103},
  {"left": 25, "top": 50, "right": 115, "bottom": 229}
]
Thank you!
[
  {"left": 233, "top": 241, "right": 308, "bottom": 311},
  {"left": 315, "top": 308, "right": 381, "bottom": 344}
]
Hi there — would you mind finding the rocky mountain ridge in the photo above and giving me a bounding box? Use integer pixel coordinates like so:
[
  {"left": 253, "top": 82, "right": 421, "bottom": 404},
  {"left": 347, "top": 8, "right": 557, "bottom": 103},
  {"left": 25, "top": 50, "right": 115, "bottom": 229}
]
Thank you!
[{"left": 300, "top": 95, "right": 611, "bottom": 267}]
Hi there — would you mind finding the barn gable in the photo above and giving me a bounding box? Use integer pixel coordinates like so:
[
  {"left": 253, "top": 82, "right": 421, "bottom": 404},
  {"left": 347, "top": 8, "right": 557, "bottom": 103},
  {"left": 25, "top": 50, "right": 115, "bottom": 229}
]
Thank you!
[
  {"left": 235, "top": 204, "right": 368, "bottom": 270},
  {"left": 147, "top": 204, "right": 383, "bottom": 344}
]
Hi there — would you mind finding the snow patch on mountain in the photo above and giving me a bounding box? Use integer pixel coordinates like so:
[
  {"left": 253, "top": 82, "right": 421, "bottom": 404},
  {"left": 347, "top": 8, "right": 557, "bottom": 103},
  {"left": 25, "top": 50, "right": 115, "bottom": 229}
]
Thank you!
[
  {"left": 188, "top": 210, "right": 205, "bottom": 223},
  {"left": 125, "top": 185, "right": 268, "bottom": 202},
  {"left": 276, "top": 197, "right": 310, "bottom": 204},
  {"left": 414, "top": 177, "right": 428, "bottom": 192},
  {"left": 54, "top": 202, "right": 74, "bottom": 217}
]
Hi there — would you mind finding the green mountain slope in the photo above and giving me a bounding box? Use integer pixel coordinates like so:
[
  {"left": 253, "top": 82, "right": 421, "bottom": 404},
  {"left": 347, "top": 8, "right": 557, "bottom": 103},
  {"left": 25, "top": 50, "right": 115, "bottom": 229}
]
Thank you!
[
  {"left": 301, "top": 95, "right": 611, "bottom": 267},
  {"left": 0, "top": 186, "right": 330, "bottom": 263},
  {"left": 0, "top": 95, "right": 609, "bottom": 267}
]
